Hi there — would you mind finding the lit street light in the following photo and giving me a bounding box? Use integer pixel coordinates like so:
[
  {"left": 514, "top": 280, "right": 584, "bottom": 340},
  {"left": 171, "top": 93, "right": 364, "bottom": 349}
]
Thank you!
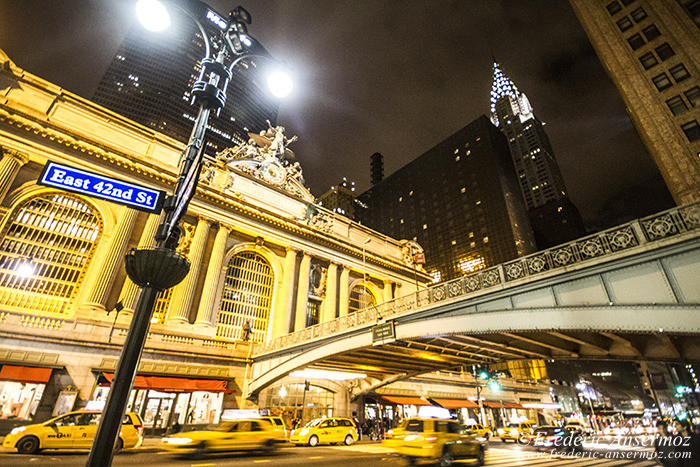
[{"left": 86, "top": 2, "right": 292, "bottom": 465}]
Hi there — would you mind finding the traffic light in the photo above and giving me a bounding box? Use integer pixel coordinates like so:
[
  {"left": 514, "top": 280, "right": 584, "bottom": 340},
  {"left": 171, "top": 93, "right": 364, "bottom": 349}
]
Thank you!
[
  {"left": 304, "top": 381, "right": 310, "bottom": 391},
  {"left": 488, "top": 380, "right": 501, "bottom": 392},
  {"left": 480, "top": 370, "right": 489, "bottom": 380}
]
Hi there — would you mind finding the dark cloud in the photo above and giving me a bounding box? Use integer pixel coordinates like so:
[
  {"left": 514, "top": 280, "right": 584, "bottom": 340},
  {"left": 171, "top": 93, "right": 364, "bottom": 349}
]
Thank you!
[{"left": 0, "top": 0, "right": 673, "bottom": 230}]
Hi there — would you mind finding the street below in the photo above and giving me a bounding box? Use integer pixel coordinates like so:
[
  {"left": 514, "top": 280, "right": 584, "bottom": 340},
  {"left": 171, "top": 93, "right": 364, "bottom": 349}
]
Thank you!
[{"left": 0, "top": 438, "right": 663, "bottom": 466}]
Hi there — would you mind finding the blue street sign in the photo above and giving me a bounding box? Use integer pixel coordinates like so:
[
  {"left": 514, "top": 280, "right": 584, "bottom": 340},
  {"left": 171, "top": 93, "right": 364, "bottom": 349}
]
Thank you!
[{"left": 38, "top": 162, "right": 165, "bottom": 213}]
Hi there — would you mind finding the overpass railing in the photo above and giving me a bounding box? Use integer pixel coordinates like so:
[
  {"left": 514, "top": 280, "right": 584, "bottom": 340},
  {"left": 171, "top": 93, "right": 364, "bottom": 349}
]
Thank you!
[{"left": 257, "top": 202, "right": 699, "bottom": 355}]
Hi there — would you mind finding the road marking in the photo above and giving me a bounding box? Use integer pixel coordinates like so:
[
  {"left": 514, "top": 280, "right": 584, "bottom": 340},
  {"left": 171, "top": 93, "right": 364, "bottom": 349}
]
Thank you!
[
  {"left": 253, "top": 460, "right": 271, "bottom": 463},
  {"left": 309, "top": 456, "right": 324, "bottom": 459},
  {"left": 191, "top": 464, "right": 216, "bottom": 467}
]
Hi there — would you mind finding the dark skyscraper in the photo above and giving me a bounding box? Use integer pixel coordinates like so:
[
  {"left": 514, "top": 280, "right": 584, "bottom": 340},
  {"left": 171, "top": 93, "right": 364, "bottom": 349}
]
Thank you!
[
  {"left": 490, "top": 62, "right": 586, "bottom": 248},
  {"left": 92, "top": 1, "right": 279, "bottom": 156},
  {"left": 357, "top": 115, "right": 536, "bottom": 283}
]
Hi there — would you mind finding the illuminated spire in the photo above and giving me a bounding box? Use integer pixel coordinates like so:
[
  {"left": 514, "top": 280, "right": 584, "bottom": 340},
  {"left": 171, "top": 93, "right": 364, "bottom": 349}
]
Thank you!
[{"left": 490, "top": 61, "right": 533, "bottom": 126}]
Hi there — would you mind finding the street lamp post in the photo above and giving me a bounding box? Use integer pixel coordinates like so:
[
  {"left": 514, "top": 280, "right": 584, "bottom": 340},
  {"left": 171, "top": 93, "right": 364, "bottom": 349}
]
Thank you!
[{"left": 86, "top": 2, "right": 291, "bottom": 466}]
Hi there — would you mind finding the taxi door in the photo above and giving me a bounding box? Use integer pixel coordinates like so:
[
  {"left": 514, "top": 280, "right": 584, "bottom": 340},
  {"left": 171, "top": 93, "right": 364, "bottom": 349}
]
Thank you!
[
  {"left": 215, "top": 421, "right": 244, "bottom": 451},
  {"left": 73, "top": 413, "right": 101, "bottom": 448},
  {"left": 316, "top": 419, "right": 333, "bottom": 443},
  {"left": 41, "top": 413, "right": 80, "bottom": 448}
]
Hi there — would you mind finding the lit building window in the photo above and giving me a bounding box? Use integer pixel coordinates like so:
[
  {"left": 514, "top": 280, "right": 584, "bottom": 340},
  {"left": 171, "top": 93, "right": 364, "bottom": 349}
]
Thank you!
[
  {"left": 461, "top": 187, "right": 466, "bottom": 193},
  {"left": 451, "top": 240, "right": 456, "bottom": 245},
  {"left": 349, "top": 284, "right": 376, "bottom": 313},
  {"left": 470, "top": 242, "right": 476, "bottom": 248},
  {"left": 429, "top": 271, "right": 441, "bottom": 283},
  {"left": 483, "top": 237, "right": 489, "bottom": 243},
  {"left": 216, "top": 251, "right": 273, "bottom": 342},
  {"left": 0, "top": 193, "right": 101, "bottom": 315},
  {"left": 469, "top": 232, "right": 474, "bottom": 238},
  {"left": 458, "top": 257, "right": 485, "bottom": 274},
  {"left": 423, "top": 224, "right": 428, "bottom": 229}
]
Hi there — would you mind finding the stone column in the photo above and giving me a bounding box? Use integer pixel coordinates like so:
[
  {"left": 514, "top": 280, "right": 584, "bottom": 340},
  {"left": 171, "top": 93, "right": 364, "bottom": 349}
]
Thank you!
[
  {"left": 167, "top": 218, "right": 211, "bottom": 324},
  {"left": 271, "top": 247, "right": 298, "bottom": 338},
  {"left": 338, "top": 266, "right": 350, "bottom": 317},
  {"left": 294, "top": 253, "right": 311, "bottom": 332},
  {"left": 80, "top": 207, "right": 139, "bottom": 313},
  {"left": 0, "top": 149, "right": 29, "bottom": 204},
  {"left": 118, "top": 213, "right": 162, "bottom": 313},
  {"left": 321, "top": 262, "right": 338, "bottom": 323},
  {"left": 194, "top": 224, "right": 230, "bottom": 328},
  {"left": 383, "top": 280, "right": 393, "bottom": 303}
]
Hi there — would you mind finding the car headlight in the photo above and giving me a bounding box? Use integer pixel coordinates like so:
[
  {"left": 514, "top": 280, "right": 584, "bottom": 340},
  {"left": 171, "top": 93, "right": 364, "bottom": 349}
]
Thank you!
[
  {"left": 510, "top": 429, "right": 518, "bottom": 437},
  {"left": 299, "top": 428, "right": 309, "bottom": 436},
  {"left": 164, "top": 437, "right": 192, "bottom": 445},
  {"left": 497, "top": 428, "right": 505, "bottom": 435},
  {"left": 10, "top": 426, "right": 26, "bottom": 435}
]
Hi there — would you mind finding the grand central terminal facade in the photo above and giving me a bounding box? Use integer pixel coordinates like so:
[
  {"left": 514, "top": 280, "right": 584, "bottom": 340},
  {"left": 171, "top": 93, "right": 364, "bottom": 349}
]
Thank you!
[{"left": 0, "top": 49, "right": 560, "bottom": 435}]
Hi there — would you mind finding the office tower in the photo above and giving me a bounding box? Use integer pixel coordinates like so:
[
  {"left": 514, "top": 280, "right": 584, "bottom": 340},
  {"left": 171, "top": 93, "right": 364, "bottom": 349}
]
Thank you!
[
  {"left": 490, "top": 62, "right": 586, "bottom": 248},
  {"left": 318, "top": 178, "right": 358, "bottom": 219},
  {"left": 357, "top": 115, "right": 536, "bottom": 282},
  {"left": 570, "top": 0, "right": 700, "bottom": 205},
  {"left": 371, "top": 152, "right": 384, "bottom": 185},
  {"left": 93, "top": 1, "right": 279, "bottom": 155}
]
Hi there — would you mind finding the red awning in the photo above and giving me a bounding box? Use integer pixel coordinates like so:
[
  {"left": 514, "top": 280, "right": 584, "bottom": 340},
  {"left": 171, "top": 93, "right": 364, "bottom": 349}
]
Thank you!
[
  {"left": 382, "top": 396, "right": 432, "bottom": 406},
  {"left": 0, "top": 365, "right": 52, "bottom": 384},
  {"left": 502, "top": 402, "right": 524, "bottom": 410},
  {"left": 432, "top": 399, "right": 478, "bottom": 409},
  {"left": 101, "top": 373, "right": 233, "bottom": 393}
]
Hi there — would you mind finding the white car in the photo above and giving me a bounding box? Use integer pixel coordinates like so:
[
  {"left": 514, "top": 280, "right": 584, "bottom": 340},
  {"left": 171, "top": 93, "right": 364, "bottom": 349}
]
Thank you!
[{"left": 564, "top": 420, "right": 593, "bottom": 435}]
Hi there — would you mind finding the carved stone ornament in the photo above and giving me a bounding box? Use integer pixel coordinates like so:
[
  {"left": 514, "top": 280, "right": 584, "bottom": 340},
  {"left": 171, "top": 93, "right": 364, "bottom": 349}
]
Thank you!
[
  {"left": 216, "top": 124, "right": 314, "bottom": 202},
  {"left": 308, "top": 263, "right": 327, "bottom": 299}
]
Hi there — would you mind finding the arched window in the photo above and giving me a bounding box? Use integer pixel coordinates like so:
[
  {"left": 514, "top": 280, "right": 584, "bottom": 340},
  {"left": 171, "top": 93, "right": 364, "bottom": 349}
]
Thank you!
[
  {"left": 216, "top": 251, "right": 273, "bottom": 342},
  {"left": 0, "top": 193, "right": 101, "bottom": 315},
  {"left": 348, "top": 284, "right": 376, "bottom": 313}
]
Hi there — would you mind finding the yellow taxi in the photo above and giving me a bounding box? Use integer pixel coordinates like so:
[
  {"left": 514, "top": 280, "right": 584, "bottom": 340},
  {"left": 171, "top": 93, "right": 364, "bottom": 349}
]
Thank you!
[
  {"left": 289, "top": 417, "right": 358, "bottom": 446},
  {"left": 2, "top": 410, "right": 144, "bottom": 454},
  {"left": 382, "top": 417, "right": 485, "bottom": 466},
  {"left": 161, "top": 418, "right": 284, "bottom": 456},
  {"left": 260, "top": 415, "right": 288, "bottom": 439},
  {"left": 465, "top": 423, "right": 492, "bottom": 440},
  {"left": 497, "top": 420, "right": 536, "bottom": 443}
]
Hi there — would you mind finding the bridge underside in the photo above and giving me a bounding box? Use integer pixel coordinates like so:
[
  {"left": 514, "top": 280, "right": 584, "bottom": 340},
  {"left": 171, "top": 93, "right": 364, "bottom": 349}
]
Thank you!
[{"left": 310, "top": 329, "right": 700, "bottom": 381}]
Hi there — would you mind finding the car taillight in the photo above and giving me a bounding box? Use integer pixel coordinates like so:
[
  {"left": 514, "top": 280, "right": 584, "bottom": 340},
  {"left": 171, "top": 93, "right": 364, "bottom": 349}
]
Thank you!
[
  {"left": 135, "top": 424, "right": 144, "bottom": 435},
  {"left": 425, "top": 435, "right": 438, "bottom": 443},
  {"left": 383, "top": 433, "right": 393, "bottom": 439}
]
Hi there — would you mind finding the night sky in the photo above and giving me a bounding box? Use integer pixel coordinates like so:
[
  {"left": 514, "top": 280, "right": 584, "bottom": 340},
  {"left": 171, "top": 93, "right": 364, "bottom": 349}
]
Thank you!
[{"left": 0, "top": 0, "right": 674, "bottom": 231}]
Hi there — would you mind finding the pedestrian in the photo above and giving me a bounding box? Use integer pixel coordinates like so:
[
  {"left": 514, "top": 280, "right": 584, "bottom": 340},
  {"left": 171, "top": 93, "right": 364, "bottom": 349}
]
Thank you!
[
  {"left": 171, "top": 420, "right": 182, "bottom": 434},
  {"left": 654, "top": 419, "right": 678, "bottom": 467},
  {"left": 672, "top": 419, "right": 699, "bottom": 467}
]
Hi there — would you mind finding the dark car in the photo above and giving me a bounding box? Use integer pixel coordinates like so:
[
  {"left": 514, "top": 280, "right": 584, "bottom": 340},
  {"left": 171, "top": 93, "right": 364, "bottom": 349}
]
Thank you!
[{"left": 531, "top": 425, "right": 584, "bottom": 452}]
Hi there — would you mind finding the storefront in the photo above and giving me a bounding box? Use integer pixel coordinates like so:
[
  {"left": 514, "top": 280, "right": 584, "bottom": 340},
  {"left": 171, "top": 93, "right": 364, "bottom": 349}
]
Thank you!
[
  {"left": 0, "top": 365, "right": 51, "bottom": 421},
  {"left": 92, "top": 373, "right": 233, "bottom": 435},
  {"left": 260, "top": 382, "right": 335, "bottom": 427}
]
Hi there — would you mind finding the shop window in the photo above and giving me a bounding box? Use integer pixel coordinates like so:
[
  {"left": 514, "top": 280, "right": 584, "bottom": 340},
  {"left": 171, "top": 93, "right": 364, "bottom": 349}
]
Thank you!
[
  {"left": 627, "top": 33, "right": 645, "bottom": 50},
  {"left": 0, "top": 193, "right": 101, "bottom": 315},
  {"left": 616, "top": 16, "right": 633, "bottom": 31},
  {"left": 684, "top": 86, "right": 700, "bottom": 107},
  {"left": 669, "top": 64, "right": 691, "bottom": 83},
  {"left": 666, "top": 95, "right": 688, "bottom": 115},
  {"left": 606, "top": 1, "right": 622, "bottom": 15},
  {"left": 681, "top": 120, "right": 700, "bottom": 142},
  {"left": 216, "top": 251, "right": 273, "bottom": 342},
  {"left": 655, "top": 43, "right": 675, "bottom": 61},
  {"left": 641, "top": 24, "right": 661, "bottom": 41},
  {"left": 0, "top": 380, "right": 45, "bottom": 420},
  {"left": 630, "top": 7, "right": 647, "bottom": 22},
  {"left": 638, "top": 52, "right": 658, "bottom": 70},
  {"left": 263, "top": 383, "right": 334, "bottom": 421},
  {"left": 652, "top": 72, "right": 673, "bottom": 91},
  {"left": 349, "top": 284, "right": 377, "bottom": 313}
]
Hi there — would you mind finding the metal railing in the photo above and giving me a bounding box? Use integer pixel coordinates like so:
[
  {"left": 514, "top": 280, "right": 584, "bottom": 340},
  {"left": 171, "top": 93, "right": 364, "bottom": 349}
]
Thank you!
[{"left": 256, "top": 202, "right": 700, "bottom": 355}]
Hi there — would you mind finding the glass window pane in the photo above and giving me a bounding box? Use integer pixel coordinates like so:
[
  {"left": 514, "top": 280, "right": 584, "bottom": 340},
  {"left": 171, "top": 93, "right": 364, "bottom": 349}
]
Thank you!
[
  {"left": 617, "top": 17, "right": 633, "bottom": 31},
  {"left": 652, "top": 73, "right": 673, "bottom": 91},
  {"left": 655, "top": 43, "right": 675, "bottom": 61},
  {"left": 669, "top": 64, "right": 690, "bottom": 83},
  {"left": 216, "top": 251, "right": 274, "bottom": 342},
  {"left": 666, "top": 96, "right": 688, "bottom": 115},
  {"left": 631, "top": 7, "right": 647, "bottom": 22},
  {"left": 607, "top": 1, "right": 622, "bottom": 15},
  {"left": 639, "top": 52, "right": 658, "bottom": 70},
  {"left": 684, "top": 87, "right": 700, "bottom": 107},
  {"left": 627, "top": 33, "right": 645, "bottom": 50},
  {"left": 681, "top": 120, "right": 700, "bottom": 142},
  {"left": 642, "top": 24, "right": 661, "bottom": 41}
]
